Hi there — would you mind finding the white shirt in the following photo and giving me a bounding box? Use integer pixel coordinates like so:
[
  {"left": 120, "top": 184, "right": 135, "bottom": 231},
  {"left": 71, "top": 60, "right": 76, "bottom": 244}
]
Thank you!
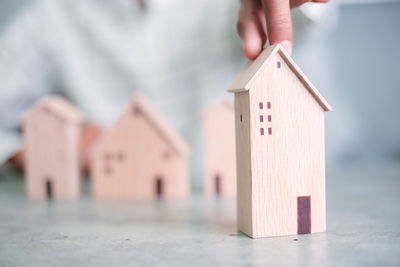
[
  {"left": 0, "top": 0, "right": 241, "bottom": 184},
  {"left": 0, "top": 0, "right": 353, "bottom": 187}
]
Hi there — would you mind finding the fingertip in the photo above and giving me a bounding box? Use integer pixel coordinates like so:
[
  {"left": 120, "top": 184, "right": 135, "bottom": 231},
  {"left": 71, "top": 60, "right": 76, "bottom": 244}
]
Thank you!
[
  {"left": 244, "top": 44, "right": 260, "bottom": 60},
  {"left": 280, "top": 40, "right": 292, "bottom": 55},
  {"left": 244, "top": 35, "right": 263, "bottom": 60}
]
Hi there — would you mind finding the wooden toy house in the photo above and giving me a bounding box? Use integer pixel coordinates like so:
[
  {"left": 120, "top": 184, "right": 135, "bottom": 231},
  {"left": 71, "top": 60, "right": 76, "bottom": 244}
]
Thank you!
[
  {"left": 203, "top": 100, "right": 236, "bottom": 197},
  {"left": 92, "top": 95, "right": 190, "bottom": 199},
  {"left": 227, "top": 44, "right": 331, "bottom": 238},
  {"left": 22, "top": 95, "right": 84, "bottom": 200}
]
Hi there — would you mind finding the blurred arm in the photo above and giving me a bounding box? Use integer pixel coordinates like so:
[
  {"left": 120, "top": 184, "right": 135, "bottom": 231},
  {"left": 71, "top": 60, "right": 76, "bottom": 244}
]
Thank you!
[{"left": 0, "top": 3, "right": 53, "bottom": 168}]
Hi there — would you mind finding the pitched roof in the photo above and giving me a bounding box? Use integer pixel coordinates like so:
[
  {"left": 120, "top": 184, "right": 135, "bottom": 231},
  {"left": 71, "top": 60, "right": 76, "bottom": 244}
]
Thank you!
[
  {"left": 202, "top": 99, "right": 233, "bottom": 119},
  {"left": 227, "top": 44, "right": 331, "bottom": 112},
  {"left": 131, "top": 95, "right": 191, "bottom": 156},
  {"left": 21, "top": 95, "right": 84, "bottom": 124}
]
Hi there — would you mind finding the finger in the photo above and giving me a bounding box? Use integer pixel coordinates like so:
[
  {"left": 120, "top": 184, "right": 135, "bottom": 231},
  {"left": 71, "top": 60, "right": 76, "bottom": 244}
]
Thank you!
[
  {"left": 261, "top": 0, "right": 292, "bottom": 54},
  {"left": 290, "top": 0, "right": 309, "bottom": 8},
  {"left": 237, "top": 0, "right": 267, "bottom": 60}
]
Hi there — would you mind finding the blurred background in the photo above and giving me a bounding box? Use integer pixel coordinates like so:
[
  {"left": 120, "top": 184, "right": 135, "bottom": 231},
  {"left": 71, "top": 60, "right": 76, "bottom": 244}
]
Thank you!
[
  {"left": 0, "top": 1, "right": 399, "bottom": 266},
  {"left": 0, "top": 0, "right": 399, "bottom": 191}
]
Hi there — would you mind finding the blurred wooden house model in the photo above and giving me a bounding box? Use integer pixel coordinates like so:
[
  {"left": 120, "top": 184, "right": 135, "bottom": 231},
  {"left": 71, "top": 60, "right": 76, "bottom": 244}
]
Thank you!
[
  {"left": 227, "top": 44, "right": 332, "bottom": 238},
  {"left": 92, "top": 95, "right": 190, "bottom": 199},
  {"left": 22, "top": 95, "right": 84, "bottom": 200},
  {"left": 203, "top": 100, "right": 236, "bottom": 197}
]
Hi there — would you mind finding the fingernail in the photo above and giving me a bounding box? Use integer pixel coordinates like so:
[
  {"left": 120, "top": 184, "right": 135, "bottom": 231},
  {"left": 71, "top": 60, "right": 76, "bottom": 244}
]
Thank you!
[{"left": 280, "top": 40, "right": 292, "bottom": 55}]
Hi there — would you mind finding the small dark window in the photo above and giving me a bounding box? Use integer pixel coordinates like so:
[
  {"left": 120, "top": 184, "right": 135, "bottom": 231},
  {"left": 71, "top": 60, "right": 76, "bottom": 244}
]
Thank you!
[
  {"left": 133, "top": 107, "right": 141, "bottom": 115},
  {"left": 260, "top": 115, "right": 263, "bottom": 122},
  {"left": 260, "top": 128, "right": 264, "bottom": 135},
  {"left": 268, "top": 127, "right": 272, "bottom": 135},
  {"left": 277, "top": 61, "right": 281, "bottom": 69},
  {"left": 155, "top": 177, "right": 163, "bottom": 197},
  {"left": 268, "top": 115, "right": 272, "bottom": 122},
  {"left": 259, "top": 102, "right": 263, "bottom": 109},
  {"left": 42, "top": 107, "right": 51, "bottom": 114},
  {"left": 240, "top": 114, "right": 242, "bottom": 122},
  {"left": 104, "top": 153, "right": 112, "bottom": 160},
  {"left": 117, "top": 152, "right": 125, "bottom": 161},
  {"left": 163, "top": 151, "right": 169, "bottom": 160},
  {"left": 267, "top": 102, "right": 271, "bottom": 109},
  {"left": 105, "top": 166, "right": 112, "bottom": 175}
]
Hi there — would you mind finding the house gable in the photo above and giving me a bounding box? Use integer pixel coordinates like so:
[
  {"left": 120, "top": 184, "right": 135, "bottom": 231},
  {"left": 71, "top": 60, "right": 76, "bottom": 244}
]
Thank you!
[
  {"left": 203, "top": 99, "right": 234, "bottom": 119},
  {"left": 94, "top": 95, "right": 190, "bottom": 161},
  {"left": 21, "top": 95, "right": 84, "bottom": 125},
  {"left": 227, "top": 44, "right": 331, "bottom": 112}
]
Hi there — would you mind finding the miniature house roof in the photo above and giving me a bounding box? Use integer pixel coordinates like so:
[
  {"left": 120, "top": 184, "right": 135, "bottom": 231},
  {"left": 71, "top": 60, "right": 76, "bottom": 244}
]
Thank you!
[
  {"left": 92, "top": 95, "right": 191, "bottom": 158},
  {"left": 21, "top": 95, "right": 84, "bottom": 124},
  {"left": 132, "top": 95, "right": 191, "bottom": 156},
  {"left": 203, "top": 99, "right": 234, "bottom": 119},
  {"left": 227, "top": 44, "right": 331, "bottom": 112}
]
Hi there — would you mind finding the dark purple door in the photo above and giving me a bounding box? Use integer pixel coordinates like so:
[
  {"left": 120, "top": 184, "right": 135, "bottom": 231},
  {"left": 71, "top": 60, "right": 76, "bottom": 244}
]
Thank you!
[
  {"left": 156, "top": 177, "right": 163, "bottom": 197},
  {"left": 45, "top": 179, "right": 53, "bottom": 200},
  {"left": 215, "top": 175, "right": 221, "bottom": 196},
  {"left": 297, "top": 196, "right": 311, "bottom": 234}
]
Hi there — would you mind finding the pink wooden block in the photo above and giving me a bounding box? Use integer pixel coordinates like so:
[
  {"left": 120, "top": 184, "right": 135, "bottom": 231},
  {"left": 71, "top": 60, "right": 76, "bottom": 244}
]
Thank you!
[
  {"left": 91, "top": 94, "right": 190, "bottom": 199},
  {"left": 202, "top": 100, "right": 236, "bottom": 197},
  {"left": 21, "top": 95, "right": 84, "bottom": 200},
  {"left": 227, "top": 44, "right": 331, "bottom": 238}
]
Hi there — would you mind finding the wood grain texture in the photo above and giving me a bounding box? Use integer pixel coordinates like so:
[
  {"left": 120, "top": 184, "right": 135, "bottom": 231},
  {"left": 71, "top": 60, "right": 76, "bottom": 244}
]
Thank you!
[
  {"left": 230, "top": 48, "right": 329, "bottom": 238},
  {"left": 234, "top": 92, "right": 253, "bottom": 236},
  {"left": 23, "top": 96, "right": 83, "bottom": 200},
  {"left": 203, "top": 100, "right": 236, "bottom": 197},
  {"left": 92, "top": 95, "right": 190, "bottom": 199}
]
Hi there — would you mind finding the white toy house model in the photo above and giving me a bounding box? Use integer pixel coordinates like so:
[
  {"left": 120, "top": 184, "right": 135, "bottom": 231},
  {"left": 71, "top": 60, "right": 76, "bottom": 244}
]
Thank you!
[
  {"left": 227, "top": 44, "right": 331, "bottom": 238},
  {"left": 22, "top": 95, "right": 84, "bottom": 200}
]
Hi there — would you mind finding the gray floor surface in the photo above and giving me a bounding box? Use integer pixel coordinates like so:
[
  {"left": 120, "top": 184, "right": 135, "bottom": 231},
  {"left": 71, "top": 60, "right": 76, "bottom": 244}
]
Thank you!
[{"left": 0, "top": 160, "right": 399, "bottom": 266}]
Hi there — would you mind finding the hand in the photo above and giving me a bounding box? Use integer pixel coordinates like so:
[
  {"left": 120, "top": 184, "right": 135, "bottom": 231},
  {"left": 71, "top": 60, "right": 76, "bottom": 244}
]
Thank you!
[
  {"left": 237, "top": 0, "right": 329, "bottom": 59},
  {"left": 7, "top": 150, "right": 25, "bottom": 171}
]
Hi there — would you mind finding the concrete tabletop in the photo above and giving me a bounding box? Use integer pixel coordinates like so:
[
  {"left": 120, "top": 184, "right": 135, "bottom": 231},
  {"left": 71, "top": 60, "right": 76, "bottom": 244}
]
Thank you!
[{"left": 0, "top": 161, "right": 399, "bottom": 267}]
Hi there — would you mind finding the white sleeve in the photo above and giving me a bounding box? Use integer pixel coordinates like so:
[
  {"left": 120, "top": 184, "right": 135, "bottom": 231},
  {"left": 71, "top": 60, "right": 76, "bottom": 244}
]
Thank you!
[{"left": 0, "top": 2, "right": 53, "bottom": 164}]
